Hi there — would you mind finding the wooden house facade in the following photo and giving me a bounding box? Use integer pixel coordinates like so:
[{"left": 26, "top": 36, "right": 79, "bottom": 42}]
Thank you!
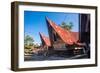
[
  {"left": 79, "top": 14, "right": 90, "bottom": 57},
  {"left": 79, "top": 14, "right": 90, "bottom": 44}
]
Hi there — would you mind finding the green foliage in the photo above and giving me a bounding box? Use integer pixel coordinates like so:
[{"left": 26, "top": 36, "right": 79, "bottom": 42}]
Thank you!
[
  {"left": 24, "top": 45, "right": 32, "bottom": 49},
  {"left": 24, "top": 35, "right": 34, "bottom": 46},
  {"left": 24, "top": 35, "right": 34, "bottom": 54},
  {"left": 60, "top": 21, "right": 73, "bottom": 30}
]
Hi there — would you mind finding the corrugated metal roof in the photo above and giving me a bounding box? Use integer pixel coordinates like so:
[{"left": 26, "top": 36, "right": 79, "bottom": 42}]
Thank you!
[{"left": 46, "top": 17, "right": 78, "bottom": 45}]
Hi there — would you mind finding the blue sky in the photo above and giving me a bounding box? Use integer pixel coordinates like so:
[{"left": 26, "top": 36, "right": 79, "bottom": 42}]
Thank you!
[{"left": 24, "top": 11, "right": 79, "bottom": 44}]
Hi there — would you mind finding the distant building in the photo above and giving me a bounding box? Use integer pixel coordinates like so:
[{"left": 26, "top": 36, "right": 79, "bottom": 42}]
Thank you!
[
  {"left": 39, "top": 33, "right": 51, "bottom": 49},
  {"left": 39, "top": 33, "right": 52, "bottom": 56}
]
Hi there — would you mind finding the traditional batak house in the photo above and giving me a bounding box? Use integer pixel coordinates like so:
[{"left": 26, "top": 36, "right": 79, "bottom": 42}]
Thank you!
[
  {"left": 46, "top": 17, "right": 86, "bottom": 56},
  {"left": 39, "top": 33, "right": 52, "bottom": 56}
]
